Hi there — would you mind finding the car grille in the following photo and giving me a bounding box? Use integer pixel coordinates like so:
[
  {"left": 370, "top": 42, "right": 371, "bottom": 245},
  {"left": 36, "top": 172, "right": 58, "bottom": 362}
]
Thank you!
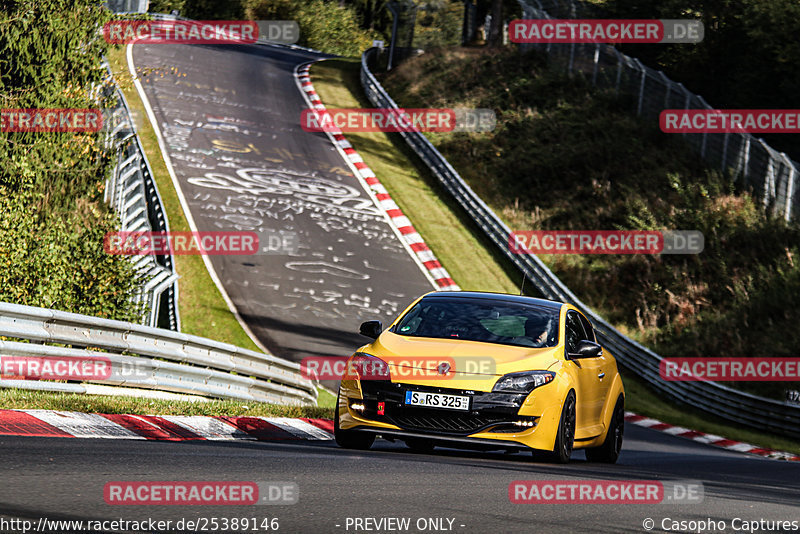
[
  {"left": 389, "top": 410, "right": 507, "bottom": 434},
  {"left": 358, "top": 381, "right": 533, "bottom": 436}
]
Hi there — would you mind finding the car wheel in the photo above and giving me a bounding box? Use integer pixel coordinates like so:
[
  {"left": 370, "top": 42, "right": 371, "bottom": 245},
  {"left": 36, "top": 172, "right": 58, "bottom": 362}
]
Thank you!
[
  {"left": 585, "top": 395, "right": 624, "bottom": 464},
  {"left": 334, "top": 391, "right": 375, "bottom": 450},
  {"left": 549, "top": 390, "right": 576, "bottom": 464},
  {"left": 405, "top": 438, "right": 435, "bottom": 453}
]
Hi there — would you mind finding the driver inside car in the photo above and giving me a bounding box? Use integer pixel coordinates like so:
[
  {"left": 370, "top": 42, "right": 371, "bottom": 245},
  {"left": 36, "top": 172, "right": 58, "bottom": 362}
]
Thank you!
[{"left": 513, "top": 315, "right": 553, "bottom": 347}]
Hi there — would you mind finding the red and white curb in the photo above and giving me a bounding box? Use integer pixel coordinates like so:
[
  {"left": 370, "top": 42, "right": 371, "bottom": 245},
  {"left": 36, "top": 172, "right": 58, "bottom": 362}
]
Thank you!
[
  {"left": 624, "top": 412, "right": 799, "bottom": 461},
  {"left": 2, "top": 409, "right": 797, "bottom": 461},
  {"left": 0, "top": 409, "right": 333, "bottom": 442},
  {"left": 294, "top": 62, "right": 459, "bottom": 292}
]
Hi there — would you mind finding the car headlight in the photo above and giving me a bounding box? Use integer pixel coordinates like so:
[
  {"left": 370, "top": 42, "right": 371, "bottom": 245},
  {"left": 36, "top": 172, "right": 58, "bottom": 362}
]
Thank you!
[
  {"left": 492, "top": 371, "right": 555, "bottom": 394},
  {"left": 346, "top": 352, "right": 390, "bottom": 381}
]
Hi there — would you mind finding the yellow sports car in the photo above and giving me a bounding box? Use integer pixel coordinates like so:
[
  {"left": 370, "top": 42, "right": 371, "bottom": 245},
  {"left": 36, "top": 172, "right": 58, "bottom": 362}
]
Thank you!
[{"left": 335, "top": 291, "right": 625, "bottom": 463}]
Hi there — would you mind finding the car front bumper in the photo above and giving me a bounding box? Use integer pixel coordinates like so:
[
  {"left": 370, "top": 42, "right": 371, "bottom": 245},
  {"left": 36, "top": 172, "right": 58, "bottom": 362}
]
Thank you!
[{"left": 338, "top": 379, "right": 566, "bottom": 451}]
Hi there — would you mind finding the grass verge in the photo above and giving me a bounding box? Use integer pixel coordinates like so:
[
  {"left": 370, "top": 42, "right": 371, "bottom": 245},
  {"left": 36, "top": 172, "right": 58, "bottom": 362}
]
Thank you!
[
  {"left": 0, "top": 389, "right": 334, "bottom": 419},
  {"left": 308, "top": 55, "right": 800, "bottom": 456}
]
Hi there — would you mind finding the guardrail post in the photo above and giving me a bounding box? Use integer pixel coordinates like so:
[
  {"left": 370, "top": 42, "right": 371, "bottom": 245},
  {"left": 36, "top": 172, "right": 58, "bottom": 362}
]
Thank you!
[
  {"left": 743, "top": 136, "right": 751, "bottom": 183},
  {"left": 568, "top": 42, "right": 575, "bottom": 74},
  {"left": 681, "top": 84, "right": 691, "bottom": 138},
  {"left": 387, "top": 2, "right": 399, "bottom": 71},
  {"left": 721, "top": 132, "right": 730, "bottom": 173},
  {"left": 697, "top": 96, "right": 711, "bottom": 158},
  {"left": 635, "top": 59, "right": 646, "bottom": 116},
  {"left": 782, "top": 153, "right": 796, "bottom": 221}
]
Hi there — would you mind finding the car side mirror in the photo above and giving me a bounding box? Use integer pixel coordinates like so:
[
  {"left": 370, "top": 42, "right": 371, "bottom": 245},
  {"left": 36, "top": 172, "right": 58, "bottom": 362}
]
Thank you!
[
  {"left": 568, "top": 340, "right": 602, "bottom": 359},
  {"left": 359, "top": 320, "right": 383, "bottom": 339}
]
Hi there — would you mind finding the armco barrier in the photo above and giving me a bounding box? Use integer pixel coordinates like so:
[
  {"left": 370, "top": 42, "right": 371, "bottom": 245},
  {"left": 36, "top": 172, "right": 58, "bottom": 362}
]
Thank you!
[
  {"left": 0, "top": 302, "right": 317, "bottom": 405},
  {"left": 360, "top": 47, "right": 800, "bottom": 439},
  {"left": 103, "top": 64, "right": 180, "bottom": 331}
]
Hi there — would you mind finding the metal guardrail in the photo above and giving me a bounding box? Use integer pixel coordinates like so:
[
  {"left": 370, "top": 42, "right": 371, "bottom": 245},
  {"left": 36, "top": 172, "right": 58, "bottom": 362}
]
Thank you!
[
  {"left": 360, "top": 47, "right": 800, "bottom": 439},
  {"left": 104, "top": 66, "right": 180, "bottom": 331},
  {"left": 0, "top": 302, "right": 317, "bottom": 405},
  {"left": 516, "top": 0, "right": 799, "bottom": 222}
]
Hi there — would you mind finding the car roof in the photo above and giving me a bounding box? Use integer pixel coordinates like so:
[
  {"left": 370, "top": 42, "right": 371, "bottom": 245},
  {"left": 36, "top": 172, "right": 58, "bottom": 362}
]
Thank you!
[{"left": 421, "top": 291, "right": 565, "bottom": 311}]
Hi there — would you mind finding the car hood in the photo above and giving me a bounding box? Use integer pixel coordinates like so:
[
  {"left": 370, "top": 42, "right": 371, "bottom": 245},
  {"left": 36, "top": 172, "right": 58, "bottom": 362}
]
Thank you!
[{"left": 365, "top": 331, "right": 562, "bottom": 391}]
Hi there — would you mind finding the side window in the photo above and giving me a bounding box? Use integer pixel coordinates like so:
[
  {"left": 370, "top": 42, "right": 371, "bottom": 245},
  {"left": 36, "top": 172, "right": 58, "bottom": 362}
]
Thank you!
[
  {"left": 565, "top": 312, "right": 587, "bottom": 354},
  {"left": 577, "top": 313, "right": 596, "bottom": 343}
]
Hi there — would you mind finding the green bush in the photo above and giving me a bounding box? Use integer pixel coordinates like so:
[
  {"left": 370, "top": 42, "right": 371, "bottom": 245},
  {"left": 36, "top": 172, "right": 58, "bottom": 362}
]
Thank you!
[
  {"left": 148, "top": 0, "right": 187, "bottom": 14},
  {"left": 243, "top": 0, "right": 378, "bottom": 56},
  {"left": 182, "top": 0, "right": 244, "bottom": 19},
  {"left": 0, "top": 0, "right": 142, "bottom": 321},
  {"left": 413, "top": 0, "right": 463, "bottom": 50}
]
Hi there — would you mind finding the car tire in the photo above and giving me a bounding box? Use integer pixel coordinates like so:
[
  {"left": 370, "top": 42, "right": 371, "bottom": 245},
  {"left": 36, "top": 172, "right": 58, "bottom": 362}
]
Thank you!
[
  {"left": 549, "top": 390, "right": 576, "bottom": 464},
  {"left": 585, "top": 395, "right": 624, "bottom": 464},
  {"left": 405, "top": 438, "right": 435, "bottom": 453},
  {"left": 334, "top": 391, "right": 375, "bottom": 450}
]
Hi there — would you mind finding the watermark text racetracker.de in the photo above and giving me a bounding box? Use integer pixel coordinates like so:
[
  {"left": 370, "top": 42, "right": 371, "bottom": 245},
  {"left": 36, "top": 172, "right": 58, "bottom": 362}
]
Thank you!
[
  {"left": 509, "top": 230, "right": 704, "bottom": 255},
  {"left": 103, "top": 231, "right": 299, "bottom": 256},
  {"left": 509, "top": 480, "right": 704, "bottom": 504},
  {"left": 300, "top": 108, "right": 496, "bottom": 133},
  {"left": 660, "top": 357, "right": 800, "bottom": 381},
  {"left": 104, "top": 481, "right": 297, "bottom": 505},
  {"left": 1, "top": 108, "right": 102, "bottom": 132},
  {"left": 300, "top": 355, "right": 496, "bottom": 381},
  {"left": 510, "top": 19, "right": 703, "bottom": 44},
  {"left": 103, "top": 20, "right": 299, "bottom": 45},
  {"left": 660, "top": 110, "right": 800, "bottom": 133},
  {"left": 0, "top": 355, "right": 153, "bottom": 382}
]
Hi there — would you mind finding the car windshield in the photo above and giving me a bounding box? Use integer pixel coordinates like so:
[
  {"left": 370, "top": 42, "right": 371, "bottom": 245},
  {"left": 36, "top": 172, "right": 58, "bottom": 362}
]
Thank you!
[{"left": 392, "top": 298, "right": 560, "bottom": 348}]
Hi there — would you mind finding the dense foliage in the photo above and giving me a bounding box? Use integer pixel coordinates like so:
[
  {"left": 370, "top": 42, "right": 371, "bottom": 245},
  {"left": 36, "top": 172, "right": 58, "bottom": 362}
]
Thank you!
[
  {"left": 157, "top": 0, "right": 379, "bottom": 56},
  {"left": 597, "top": 0, "right": 800, "bottom": 161},
  {"left": 0, "top": 0, "right": 142, "bottom": 320}
]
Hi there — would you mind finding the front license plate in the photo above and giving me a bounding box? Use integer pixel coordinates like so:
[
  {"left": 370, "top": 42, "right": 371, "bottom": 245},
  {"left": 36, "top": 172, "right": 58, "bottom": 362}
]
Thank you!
[{"left": 404, "top": 390, "right": 470, "bottom": 411}]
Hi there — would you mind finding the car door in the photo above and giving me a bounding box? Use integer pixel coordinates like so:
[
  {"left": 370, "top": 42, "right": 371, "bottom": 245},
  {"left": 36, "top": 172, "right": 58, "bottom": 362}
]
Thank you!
[
  {"left": 565, "top": 310, "right": 607, "bottom": 438},
  {"left": 577, "top": 311, "right": 613, "bottom": 420}
]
